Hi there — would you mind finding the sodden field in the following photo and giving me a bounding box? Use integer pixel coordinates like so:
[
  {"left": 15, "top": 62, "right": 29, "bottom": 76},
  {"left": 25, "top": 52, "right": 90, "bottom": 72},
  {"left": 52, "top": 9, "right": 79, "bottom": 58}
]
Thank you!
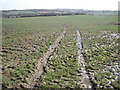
[{"left": 2, "top": 15, "right": 119, "bottom": 89}]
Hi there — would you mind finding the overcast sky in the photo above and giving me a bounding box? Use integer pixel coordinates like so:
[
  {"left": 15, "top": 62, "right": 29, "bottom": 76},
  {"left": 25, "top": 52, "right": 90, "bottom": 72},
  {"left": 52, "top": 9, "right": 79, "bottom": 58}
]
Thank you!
[{"left": 0, "top": 0, "right": 119, "bottom": 10}]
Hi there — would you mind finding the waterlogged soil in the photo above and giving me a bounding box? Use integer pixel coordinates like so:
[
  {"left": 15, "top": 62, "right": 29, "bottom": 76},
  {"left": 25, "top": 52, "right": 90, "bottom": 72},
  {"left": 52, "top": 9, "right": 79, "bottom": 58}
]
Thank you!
[
  {"left": 2, "top": 26, "right": 119, "bottom": 89},
  {"left": 82, "top": 31, "right": 119, "bottom": 89},
  {"left": 33, "top": 28, "right": 119, "bottom": 89},
  {"left": 2, "top": 16, "right": 119, "bottom": 89}
]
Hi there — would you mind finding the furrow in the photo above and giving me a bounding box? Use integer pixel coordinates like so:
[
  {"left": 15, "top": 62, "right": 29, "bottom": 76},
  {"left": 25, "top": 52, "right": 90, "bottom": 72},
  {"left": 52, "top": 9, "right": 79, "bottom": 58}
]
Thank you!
[{"left": 26, "top": 25, "right": 67, "bottom": 88}]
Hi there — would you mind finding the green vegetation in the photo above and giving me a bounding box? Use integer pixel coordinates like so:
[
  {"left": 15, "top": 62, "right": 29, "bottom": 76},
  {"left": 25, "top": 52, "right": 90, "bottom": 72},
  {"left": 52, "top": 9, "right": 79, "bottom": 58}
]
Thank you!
[
  {"left": 2, "top": 15, "right": 119, "bottom": 89},
  {"left": 35, "top": 26, "right": 81, "bottom": 88},
  {"left": 2, "top": 17, "right": 64, "bottom": 87}
]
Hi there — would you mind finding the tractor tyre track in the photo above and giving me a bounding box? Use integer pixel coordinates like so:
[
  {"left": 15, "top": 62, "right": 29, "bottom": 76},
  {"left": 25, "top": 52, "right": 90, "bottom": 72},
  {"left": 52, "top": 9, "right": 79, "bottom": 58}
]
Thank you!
[
  {"left": 76, "top": 29, "right": 92, "bottom": 88},
  {"left": 25, "top": 25, "right": 67, "bottom": 88}
]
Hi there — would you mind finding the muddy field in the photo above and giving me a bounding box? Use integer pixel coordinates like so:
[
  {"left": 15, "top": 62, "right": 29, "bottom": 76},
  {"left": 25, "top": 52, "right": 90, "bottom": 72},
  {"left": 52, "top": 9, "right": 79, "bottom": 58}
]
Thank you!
[{"left": 2, "top": 15, "right": 119, "bottom": 89}]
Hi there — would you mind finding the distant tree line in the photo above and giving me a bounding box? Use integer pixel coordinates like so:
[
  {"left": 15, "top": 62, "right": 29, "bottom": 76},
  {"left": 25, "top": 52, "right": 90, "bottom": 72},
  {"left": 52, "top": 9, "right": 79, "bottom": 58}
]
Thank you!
[{"left": 2, "top": 13, "right": 86, "bottom": 18}]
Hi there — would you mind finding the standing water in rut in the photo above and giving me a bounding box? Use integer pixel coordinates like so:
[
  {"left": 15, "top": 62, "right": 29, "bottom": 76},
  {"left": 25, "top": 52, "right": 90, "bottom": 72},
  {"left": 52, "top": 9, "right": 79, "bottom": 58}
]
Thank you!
[
  {"left": 34, "top": 26, "right": 93, "bottom": 89},
  {"left": 76, "top": 29, "right": 92, "bottom": 88}
]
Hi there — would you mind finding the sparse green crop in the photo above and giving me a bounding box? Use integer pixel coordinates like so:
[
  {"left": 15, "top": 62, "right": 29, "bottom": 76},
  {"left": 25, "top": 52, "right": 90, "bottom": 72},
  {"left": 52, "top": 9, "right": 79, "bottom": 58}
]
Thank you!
[{"left": 2, "top": 15, "right": 119, "bottom": 89}]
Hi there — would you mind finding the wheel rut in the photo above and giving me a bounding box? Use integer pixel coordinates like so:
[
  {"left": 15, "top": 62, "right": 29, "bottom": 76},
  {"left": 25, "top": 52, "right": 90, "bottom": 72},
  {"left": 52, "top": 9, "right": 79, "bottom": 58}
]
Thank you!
[
  {"left": 76, "top": 29, "right": 92, "bottom": 88},
  {"left": 25, "top": 25, "right": 67, "bottom": 88}
]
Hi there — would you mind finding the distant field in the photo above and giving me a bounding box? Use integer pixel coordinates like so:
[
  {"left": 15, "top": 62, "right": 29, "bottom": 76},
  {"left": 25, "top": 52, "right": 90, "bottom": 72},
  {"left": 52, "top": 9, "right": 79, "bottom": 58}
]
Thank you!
[
  {"left": 2, "top": 15, "right": 119, "bottom": 89},
  {"left": 2, "top": 9, "right": 118, "bottom": 18}
]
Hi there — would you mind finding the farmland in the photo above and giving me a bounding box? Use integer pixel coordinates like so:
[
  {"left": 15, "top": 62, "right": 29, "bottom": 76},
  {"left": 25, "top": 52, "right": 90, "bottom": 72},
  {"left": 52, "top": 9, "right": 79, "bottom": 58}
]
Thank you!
[
  {"left": 2, "top": 9, "right": 118, "bottom": 18},
  {"left": 2, "top": 15, "right": 119, "bottom": 89}
]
